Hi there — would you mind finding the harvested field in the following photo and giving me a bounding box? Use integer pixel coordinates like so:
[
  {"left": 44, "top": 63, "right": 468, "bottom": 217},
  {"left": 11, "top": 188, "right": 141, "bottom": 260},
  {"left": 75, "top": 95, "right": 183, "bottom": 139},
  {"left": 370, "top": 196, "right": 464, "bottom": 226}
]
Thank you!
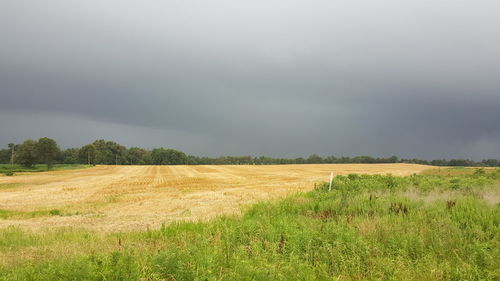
[{"left": 0, "top": 164, "right": 431, "bottom": 231}]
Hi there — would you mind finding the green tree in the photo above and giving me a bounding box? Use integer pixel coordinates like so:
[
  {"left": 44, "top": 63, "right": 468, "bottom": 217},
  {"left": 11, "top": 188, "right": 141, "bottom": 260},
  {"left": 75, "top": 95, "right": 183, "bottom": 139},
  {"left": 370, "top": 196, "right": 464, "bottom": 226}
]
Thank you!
[
  {"left": 79, "top": 144, "right": 96, "bottom": 165},
  {"left": 482, "top": 159, "right": 499, "bottom": 167},
  {"left": 307, "top": 154, "right": 323, "bottom": 164},
  {"left": 0, "top": 148, "right": 9, "bottom": 164},
  {"left": 126, "top": 147, "right": 148, "bottom": 165},
  {"left": 59, "top": 148, "right": 80, "bottom": 164},
  {"left": 36, "top": 137, "right": 59, "bottom": 170},
  {"left": 15, "top": 139, "right": 38, "bottom": 168},
  {"left": 7, "top": 143, "right": 15, "bottom": 165},
  {"left": 151, "top": 148, "right": 188, "bottom": 165},
  {"left": 92, "top": 140, "right": 127, "bottom": 165}
]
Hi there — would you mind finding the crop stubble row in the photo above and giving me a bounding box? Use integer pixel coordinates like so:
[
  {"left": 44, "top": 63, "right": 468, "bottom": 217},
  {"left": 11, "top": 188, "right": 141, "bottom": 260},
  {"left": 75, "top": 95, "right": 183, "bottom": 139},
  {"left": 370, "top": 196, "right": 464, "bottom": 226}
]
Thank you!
[{"left": 0, "top": 164, "right": 431, "bottom": 231}]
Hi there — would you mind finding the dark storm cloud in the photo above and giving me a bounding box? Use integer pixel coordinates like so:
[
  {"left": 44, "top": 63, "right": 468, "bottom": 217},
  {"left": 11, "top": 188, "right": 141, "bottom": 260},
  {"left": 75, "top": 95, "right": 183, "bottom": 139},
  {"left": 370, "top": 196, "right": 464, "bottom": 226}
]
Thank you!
[{"left": 1, "top": 0, "right": 500, "bottom": 159}]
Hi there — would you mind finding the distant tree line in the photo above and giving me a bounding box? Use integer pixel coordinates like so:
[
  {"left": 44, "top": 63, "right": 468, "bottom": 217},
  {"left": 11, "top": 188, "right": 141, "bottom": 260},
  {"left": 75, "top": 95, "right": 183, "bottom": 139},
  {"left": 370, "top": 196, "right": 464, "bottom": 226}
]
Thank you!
[
  {"left": 1, "top": 138, "right": 499, "bottom": 168},
  {"left": 0, "top": 138, "right": 59, "bottom": 169}
]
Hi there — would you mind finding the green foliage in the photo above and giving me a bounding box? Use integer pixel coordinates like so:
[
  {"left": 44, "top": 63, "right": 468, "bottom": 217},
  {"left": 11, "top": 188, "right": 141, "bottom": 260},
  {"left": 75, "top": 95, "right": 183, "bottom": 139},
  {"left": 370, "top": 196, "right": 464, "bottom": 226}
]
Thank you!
[
  {"left": 49, "top": 209, "right": 62, "bottom": 216},
  {"left": 0, "top": 149, "right": 9, "bottom": 164},
  {"left": 58, "top": 148, "right": 80, "bottom": 164},
  {"left": 126, "top": 147, "right": 149, "bottom": 165},
  {"left": 313, "top": 170, "right": 500, "bottom": 194},
  {"left": 0, "top": 164, "right": 90, "bottom": 174},
  {"left": 1, "top": 251, "right": 141, "bottom": 281},
  {"left": 151, "top": 148, "right": 188, "bottom": 165},
  {"left": 0, "top": 208, "right": 67, "bottom": 220},
  {"left": 0, "top": 173, "right": 499, "bottom": 280},
  {"left": 79, "top": 144, "right": 96, "bottom": 165},
  {"left": 36, "top": 137, "right": 59, "bottom": 170},
  {"left": 92, "top": 140, "right": 128, "bottom": 165},
  {"left": 2, "top": 138, "right": 500, "bottom": 166},
  {"left": 474, "top": 168, "right": 486, "bottom": 175},
  {"left": 15, "top": 139, "right": 38, "bottom": 168}
]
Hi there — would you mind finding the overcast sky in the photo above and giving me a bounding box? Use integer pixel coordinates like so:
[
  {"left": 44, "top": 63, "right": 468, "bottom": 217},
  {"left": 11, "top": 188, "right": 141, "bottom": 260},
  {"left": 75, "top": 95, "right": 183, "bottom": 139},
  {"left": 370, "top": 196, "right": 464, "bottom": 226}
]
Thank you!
[{"left": 1, "top": 1, "right": 499, "bottom": 159}]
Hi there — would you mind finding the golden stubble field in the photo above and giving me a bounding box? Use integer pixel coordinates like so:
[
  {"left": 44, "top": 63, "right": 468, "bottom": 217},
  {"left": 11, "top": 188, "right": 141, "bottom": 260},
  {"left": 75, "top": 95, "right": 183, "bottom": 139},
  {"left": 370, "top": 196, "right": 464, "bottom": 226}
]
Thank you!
[{"left": 0, "top": 164, "right": 432, "bottom": 231}]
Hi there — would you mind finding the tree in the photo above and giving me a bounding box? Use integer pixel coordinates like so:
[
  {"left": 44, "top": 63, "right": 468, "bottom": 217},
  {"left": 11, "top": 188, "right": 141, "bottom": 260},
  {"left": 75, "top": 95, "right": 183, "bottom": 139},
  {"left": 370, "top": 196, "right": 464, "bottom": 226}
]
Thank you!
[
  {"left": 307, "top": 154, "right": 323, "bottom": 164},
  {"left": 430, "top": 159, "right": 447, "bottom": 166},
  {"left": 79, "top": 144, "right": 96, "bottom": 165},
  {"left": 482, "top": 159, "right": 499, "bottom": 167},
  {"left": 92, "top": 140, "right": 127, "bottom": 164},
  {"left": 36, "top": 137, "right": 59, "bottom": 170},
  {"left": 388, "top": 156, "right": 399, "bottom": 163},
  {"left": 151, "top": 148, "right": 169, "bottom": 165},
  {"left": 448, "top": 159, "right": 474, "bottom": 167},
  {"left": 295, "top": 157, "right": 306, "bottom": 164},
  {"left": 59, "top": 148, "right": 80, "bottom": 164},
  {"left": 126, "top": 147, "right": 148, "bottom": 165},
  {"left": 8, "top": 143, "right": 15, "bottom": 165},
  {"left": 151, "top": 148, "right": 188, "bottom": 165},
  {"left": 0, "top": 148, "right": 9, "bottom": 164},
  {"left": 16, "top": 139, "right": 38, "bottom": 168}
]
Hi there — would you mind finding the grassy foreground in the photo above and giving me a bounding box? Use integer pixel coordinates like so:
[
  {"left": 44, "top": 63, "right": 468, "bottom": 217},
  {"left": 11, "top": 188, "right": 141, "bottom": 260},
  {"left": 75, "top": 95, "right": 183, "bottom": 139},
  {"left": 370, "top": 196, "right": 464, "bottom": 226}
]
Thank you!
[{"left": 0, "top": 170, "right": 499, "bottom": 280}]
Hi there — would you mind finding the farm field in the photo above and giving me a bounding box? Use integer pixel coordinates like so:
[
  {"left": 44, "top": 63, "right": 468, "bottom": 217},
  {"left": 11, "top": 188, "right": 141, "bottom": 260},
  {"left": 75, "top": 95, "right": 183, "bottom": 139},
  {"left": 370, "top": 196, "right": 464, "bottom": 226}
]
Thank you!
[
  {"left": 0, "top": 164, "right": 431, "bottom": 231},
  {"left": 0, "top": 168, "right": 498, "bottom": 280}
]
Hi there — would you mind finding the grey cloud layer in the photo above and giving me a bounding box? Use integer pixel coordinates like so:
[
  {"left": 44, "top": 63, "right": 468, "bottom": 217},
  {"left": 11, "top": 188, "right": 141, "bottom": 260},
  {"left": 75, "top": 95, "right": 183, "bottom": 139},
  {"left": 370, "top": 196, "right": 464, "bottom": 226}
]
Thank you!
[{"left": 1, "top": 1, "right": 499, "bottom": 159}]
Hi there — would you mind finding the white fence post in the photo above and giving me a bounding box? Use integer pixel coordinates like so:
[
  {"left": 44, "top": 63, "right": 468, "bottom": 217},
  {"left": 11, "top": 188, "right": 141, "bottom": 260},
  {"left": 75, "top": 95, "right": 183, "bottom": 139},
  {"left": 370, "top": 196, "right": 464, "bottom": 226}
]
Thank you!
[{"left": 328, "top": 172, "right": 333, "bottom": 192}]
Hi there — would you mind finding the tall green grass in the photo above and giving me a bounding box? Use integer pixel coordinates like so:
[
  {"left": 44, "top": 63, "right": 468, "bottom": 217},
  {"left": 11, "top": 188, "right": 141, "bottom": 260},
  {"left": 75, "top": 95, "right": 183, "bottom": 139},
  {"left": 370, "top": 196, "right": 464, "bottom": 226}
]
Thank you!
[{"left": 0, "top": 170, "right": 499, "bottom": 280}]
